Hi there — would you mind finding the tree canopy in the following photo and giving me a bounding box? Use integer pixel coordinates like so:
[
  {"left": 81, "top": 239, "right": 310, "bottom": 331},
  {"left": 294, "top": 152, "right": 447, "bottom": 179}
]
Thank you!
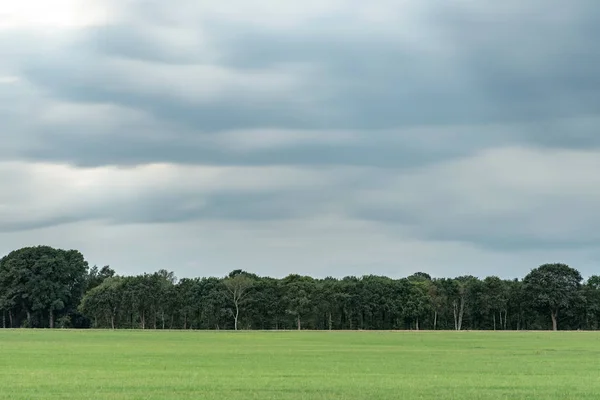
[
  {"left": 523, "top": 263, "right": 583, "bottom": 330},
  {"left": 0, "top": 246, "right": 598, "bottom": 331},
  {"left": 0, "top": 246, "right": 88, "bottom": 328}
]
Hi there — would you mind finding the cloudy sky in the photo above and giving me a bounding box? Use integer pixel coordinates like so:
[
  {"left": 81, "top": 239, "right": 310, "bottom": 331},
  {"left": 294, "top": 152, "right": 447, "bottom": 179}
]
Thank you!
[{"left": 1, "top": 0, "right": 599, "bottom": 280}]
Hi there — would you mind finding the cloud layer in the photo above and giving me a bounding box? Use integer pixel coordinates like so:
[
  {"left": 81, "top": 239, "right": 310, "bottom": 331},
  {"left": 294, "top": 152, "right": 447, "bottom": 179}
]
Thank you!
[{"left": 1, "top": 0, "right": 599, "bottom": 278}]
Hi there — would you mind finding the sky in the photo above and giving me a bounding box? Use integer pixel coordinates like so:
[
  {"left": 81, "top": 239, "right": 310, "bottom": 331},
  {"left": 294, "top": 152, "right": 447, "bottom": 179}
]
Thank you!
[{"left": 1, "top": 0, "right": 599, "bottom": 280}]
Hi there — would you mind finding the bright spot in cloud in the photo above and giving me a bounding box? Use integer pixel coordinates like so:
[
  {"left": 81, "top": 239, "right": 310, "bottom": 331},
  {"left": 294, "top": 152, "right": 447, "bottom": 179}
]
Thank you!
[
  {"left": 0, "top": 0, "right": 112, "bottom": 31},
  {"left": 0, "top": 76, "right": 20, "bottom": 84}
]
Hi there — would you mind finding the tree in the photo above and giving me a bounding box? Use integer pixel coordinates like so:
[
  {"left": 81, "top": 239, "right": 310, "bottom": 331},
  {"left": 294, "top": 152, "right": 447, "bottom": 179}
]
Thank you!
[
  {"left": 3, "top": 241, "right": 600, "bottom": 332},
  {"left": 523, "top": 263, "right": 583, "bottom": 331},
  {"left": 315, "top": 278, "right": 340, "bottom": 330},
  {"left": 427, "top": 280, "right": 445, "bottom": 330},
  {"left": 199, "top": 277, "right": 230, "bottom": 329},
  {"left": 147, "top": 270, "right": 177, "bottom": 329},
  {"left": 223, "top": 272, "right": 254, "bottom": 330},
  {"left": 175, "top": 278, "right": 201, "bottom": 329},
  {"left": 404, "top": 281, "right": 430, "bottom": 330},
  {"left": 0, "top": 284, "right": 16, "bottom": 328},
  {"left": 482, "top": 276, "right": 509, "bottom": 330},
  {"left": 407, "top": 272, "right": 432, "bottom": 282},
  {"left": 584, "top": 276, "right": 600, "bottom": 329},
  {"left": 282, "top": 275, "right": 315, "bottom": 330},
  {"left": 0, "top": 246, "right": 88, "bottom": 328},
  {"left": 86, "top": 265, "right": 116, "bottom": 291},
  {"left": 245, "top": 277, "right": 285, "bottom": 330},
  {"left": 79, "top": 277, "right": 123, "bottom": 329}
]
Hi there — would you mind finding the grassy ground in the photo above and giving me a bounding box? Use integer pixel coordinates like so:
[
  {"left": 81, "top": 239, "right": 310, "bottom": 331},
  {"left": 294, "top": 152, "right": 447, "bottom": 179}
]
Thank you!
[{"left": 0, "top": 330, "right": 598, "bottom": 399}]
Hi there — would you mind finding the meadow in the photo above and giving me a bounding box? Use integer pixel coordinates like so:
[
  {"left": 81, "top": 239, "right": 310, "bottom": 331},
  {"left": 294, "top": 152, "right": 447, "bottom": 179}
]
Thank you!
[{"left": 0, "top": 330, "right": 598, "bottom": 399}]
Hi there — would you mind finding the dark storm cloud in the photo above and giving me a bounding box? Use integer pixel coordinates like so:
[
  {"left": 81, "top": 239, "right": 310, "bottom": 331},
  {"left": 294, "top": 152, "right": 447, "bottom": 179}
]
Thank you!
[
  {"left": 0, "top": 216, "right": 85, "bottom": 233},
  {"left": 210, "top": 6, "right": 600, "bottom": 128},
  {"left": 356, "top": 205, "right": 600, "bottom": 252},
  {"left": 20, "top": 60, "right": 316, "bottom": 132},
  {"left": 22, "top": 126, "right": 466, "bottom": 168},
  {"left": 103, "top": 191, "right": 321, "bottom": 225},
  {"left": 6, "top": 0, "right": 598, "bottom": 170},
  {"left": 3, "top": 0, "right": 600, "bottom": 276}
]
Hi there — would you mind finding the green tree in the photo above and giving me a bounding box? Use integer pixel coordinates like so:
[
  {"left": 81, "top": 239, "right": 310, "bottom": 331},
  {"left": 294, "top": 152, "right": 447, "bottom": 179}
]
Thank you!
[
  {"left": 404, "top": 281, "right": 430, "bottom": 330},
  {"left": 86, "top": 265, "right": 116, "bottom": 291},
  {"left": 200, "top": 277, "right": 229, "bottom": 329},
  {"left": 0, "top": 246, "right": 88, "bottom": 328},
  {"left": 523, "top": 263, "right": 583, "bottom": 331},
  {"left": 427, "top": 279, "right": 446, "bottom": 330},
  {"left": 583, "top": 276, "right": 600, "bottom": 329},
  {"left": 174, "top": 278, "right": 199, "bottom": 329},
  {"left": 79, "top": 277, "right": 123, "bottom": 328},
  {"left": 282, "top": 275, "right": 315, "bottom": 330},
  {"left": 148, "top": 270, "right": 177, "bottom": 329},
  {"left": 482, "top": 276, "right": 509, "bottom": 330},
  {"left": 223, "top": 272, "right": 254, "bottom": 331}
]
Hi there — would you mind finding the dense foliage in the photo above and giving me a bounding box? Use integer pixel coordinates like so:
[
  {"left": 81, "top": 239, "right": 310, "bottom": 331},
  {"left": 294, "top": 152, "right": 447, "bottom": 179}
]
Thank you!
[{"left": 1, "top": 246, "right": 598, "bottom": 330}]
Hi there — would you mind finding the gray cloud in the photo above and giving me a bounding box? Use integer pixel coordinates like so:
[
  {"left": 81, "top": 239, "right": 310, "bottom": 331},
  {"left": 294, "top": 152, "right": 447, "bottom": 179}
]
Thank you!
[
  {"left": 5, "top": 0, "right": 600, "bottom": 162},
  {"left": 1, "top": 0, "right": 600, "bottom": 278}
]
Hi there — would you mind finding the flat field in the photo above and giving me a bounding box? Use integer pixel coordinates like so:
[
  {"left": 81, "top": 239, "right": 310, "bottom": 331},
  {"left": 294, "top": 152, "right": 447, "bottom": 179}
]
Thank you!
[{"left": 0, "top": 330, "right": 598, "bottom": 399}]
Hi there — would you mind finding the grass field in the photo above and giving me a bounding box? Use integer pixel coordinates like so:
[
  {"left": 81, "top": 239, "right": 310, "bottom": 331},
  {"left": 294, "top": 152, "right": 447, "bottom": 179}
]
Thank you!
[{"left": 0, "top": 330, "right": 598, "bottom": 399}]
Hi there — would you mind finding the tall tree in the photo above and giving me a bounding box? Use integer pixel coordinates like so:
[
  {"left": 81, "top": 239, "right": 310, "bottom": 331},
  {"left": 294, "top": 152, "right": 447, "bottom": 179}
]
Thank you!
[
  {"left": 282, "top": 275, "right": 315, "bottom": 330},
  {"left": 482, "top": 276, "right": 509, "bottom": 330},
  {"left": 175, "top": 278, "right": 199, "bottom": 329},
  {"left": 86, "top": 265, "right": 116, "bottom": 291},
  {"left": 0, "top": 246, "right": 88, "bottom": 328},
  {"left": 404, "top": 281, "right": 430, "bottom": 330},
  {"left": 200, "top": 277, "right": 230, "bottom": 329},
  {"left": 523, "top": 263, "right": 583, "bottom": 331},
  {"left": 223, "top": 272, "right": 254, "bottom": 331},
  {"left": 79, "top": 277, "right": 123, "bottom": 329},
  {"left": 584, "top": 276, "right": 600, "bottom": 330}
]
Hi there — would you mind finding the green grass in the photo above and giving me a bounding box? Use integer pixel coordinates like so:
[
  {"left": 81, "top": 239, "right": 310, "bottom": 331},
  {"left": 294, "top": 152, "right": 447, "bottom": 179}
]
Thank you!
[{"left": 0, "top": 330, "right": 599, "bottom": 399}]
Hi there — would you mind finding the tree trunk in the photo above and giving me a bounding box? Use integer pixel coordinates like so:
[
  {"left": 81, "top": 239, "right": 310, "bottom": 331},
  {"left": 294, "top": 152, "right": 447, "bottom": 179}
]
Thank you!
[
  {"left": 551, "top": 310, "right": 558, "bottom": 331},
  {"left": 493, "top": 313, "right": 496, "bottom": 331},
  {"left": 183, "top": 314, "right": 187, "bottom": 330},
  {"left": 458, "top": 297, "right": 465, "bottom": 331},
  {"left": 328, "top": 312, "right": 332, "bottom": 330},
  {"left": 453, "top": 301, "right": 458, "bottom": 330},
  {"left": 49, "top": 309, "right": 54, "bottom": 329},
  {"left": 433, "top": 311, "right": 438, "bottom": 330},
  {"left": 360, "top": 311, "right": 364, "bottom": 330},
  {"left": 297, "top": 314, "right": 301, "bottom": 330},
  {"left": 499, "top": 311, "right": 503, "bottom": 330},
  {"left": 348, "top": 311, "right": 353, "bottom": 330},
  {"left": 8, "top": 311, "right": 12, "bottom": 328},
  {"left": 111, "top": 314, "right": 115, "bottom": 329},
  {"left": 416, "top": 317, "right": 419, "bottom": 331},
  {"left": 141, "top": 311, "right": 145, "bottom": 329},
  {"left": 2, "top": 311, "right": 5, "bottom": 329},
  {"left": 26, "top": 311, "right": 32, "bottom": 327},
  {"left": 234, "top": 302, "right": 239, "bottom": 331}
]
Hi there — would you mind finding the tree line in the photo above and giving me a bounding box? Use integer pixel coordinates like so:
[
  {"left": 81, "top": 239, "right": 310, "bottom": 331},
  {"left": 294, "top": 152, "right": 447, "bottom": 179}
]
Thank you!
[{"left": 0, "top": 246, "right": 598, "bottom": 331}]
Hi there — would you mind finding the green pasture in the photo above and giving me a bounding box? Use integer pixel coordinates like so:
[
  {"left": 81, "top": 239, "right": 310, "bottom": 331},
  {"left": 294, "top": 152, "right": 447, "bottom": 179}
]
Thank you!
[{"left": 0, "top": 330, "right": 598, "bottom": 399}]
